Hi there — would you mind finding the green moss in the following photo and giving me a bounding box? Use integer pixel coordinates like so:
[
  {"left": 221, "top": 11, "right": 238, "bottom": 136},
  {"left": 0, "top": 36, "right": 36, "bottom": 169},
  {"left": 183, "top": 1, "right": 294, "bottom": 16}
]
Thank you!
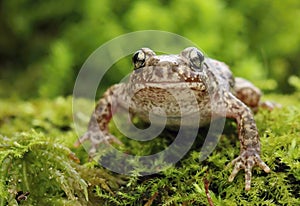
[
  {"left": 0, "top": 130, "right": 88, "bottom": 205},
  {"left": 0, "top": 94, "right": 299, "bottom": 205}
]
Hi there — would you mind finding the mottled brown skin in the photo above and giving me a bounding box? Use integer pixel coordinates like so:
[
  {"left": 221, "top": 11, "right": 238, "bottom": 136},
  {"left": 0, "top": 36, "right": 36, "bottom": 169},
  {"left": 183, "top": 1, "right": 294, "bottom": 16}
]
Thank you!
[{"left": 75, "top": 47, "right": 270, "bottom": 191}]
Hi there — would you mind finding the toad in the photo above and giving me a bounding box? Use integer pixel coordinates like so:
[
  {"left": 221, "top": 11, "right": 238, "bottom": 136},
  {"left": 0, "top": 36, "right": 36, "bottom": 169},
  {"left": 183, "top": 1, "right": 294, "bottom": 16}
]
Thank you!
[{"left": 75, "top": 47, "right": 271, "bottom": 190}]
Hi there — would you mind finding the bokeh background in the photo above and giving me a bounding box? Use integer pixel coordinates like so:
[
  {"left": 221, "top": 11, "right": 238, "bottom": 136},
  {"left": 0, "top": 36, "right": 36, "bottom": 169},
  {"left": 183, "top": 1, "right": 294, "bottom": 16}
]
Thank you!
[{"left": 1, "top": 0, "right": 299, "bottom": 99}]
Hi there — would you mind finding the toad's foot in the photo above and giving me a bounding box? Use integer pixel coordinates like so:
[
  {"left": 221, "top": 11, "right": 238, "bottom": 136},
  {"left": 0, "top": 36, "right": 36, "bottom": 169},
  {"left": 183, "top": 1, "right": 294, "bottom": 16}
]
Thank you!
[
  {"left": 259, "top": 101, "right": 282, "bottom": 111},
  {"left": 74, "top": 131, "right": 123, "bottom": 154},
  {"left": 228, "top": 149, "right": 270, "bottom": 191}
]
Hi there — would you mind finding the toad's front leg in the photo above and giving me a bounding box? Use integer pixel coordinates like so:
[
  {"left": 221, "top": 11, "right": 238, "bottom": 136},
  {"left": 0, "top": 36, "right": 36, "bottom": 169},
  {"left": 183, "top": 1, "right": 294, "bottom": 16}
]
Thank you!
[
  {"left": 74, "top": 85, "right": 122, "bottom": 154},
  {"left": 224, "top": 92, "right": 270, "bottom": 190}
]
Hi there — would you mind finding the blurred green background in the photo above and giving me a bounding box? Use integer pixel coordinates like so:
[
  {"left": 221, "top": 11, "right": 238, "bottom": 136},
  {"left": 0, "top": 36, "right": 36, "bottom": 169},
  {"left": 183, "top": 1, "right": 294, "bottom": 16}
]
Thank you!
[{"left": 0, "top": 0, "right": 299, "bottom": 99}]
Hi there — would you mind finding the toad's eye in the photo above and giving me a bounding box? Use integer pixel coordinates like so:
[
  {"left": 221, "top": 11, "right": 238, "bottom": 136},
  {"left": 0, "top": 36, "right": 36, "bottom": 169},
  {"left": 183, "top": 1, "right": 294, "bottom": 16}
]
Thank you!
[
  {"left": 190, "top": 49, "right": 204, "bottom": 68},
  {"left": 181, "top": 47, "right": 205, "bottom": 71},
  {"left": 132, "top": 48, "right": 156, "bottom": 70},
  {"left": 132, "top": 50, "right": 146, "bottom": 70}
]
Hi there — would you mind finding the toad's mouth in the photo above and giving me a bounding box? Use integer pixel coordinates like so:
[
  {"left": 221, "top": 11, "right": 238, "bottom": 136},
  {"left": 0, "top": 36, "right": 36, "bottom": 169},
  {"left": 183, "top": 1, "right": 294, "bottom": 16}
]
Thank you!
[
  {"left": 130, "top": 81, "right": 207, "bottom": 91},
  {"left": 131, "top": 75, "right": 205, "bottom": 84}
]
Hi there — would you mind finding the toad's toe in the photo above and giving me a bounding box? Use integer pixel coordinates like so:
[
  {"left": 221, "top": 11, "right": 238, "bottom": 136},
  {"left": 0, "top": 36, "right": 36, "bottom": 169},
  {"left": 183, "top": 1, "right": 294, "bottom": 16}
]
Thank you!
[{"left": 228, "top": 150, "right": 270, "bottom": 190}]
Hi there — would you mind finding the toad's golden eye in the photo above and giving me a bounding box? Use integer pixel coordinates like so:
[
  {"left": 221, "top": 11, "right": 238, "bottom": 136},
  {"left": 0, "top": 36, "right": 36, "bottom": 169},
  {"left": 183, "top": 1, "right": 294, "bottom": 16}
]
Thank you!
[{"left": 132, "top": 50, "right": 146, "bottom": 70}]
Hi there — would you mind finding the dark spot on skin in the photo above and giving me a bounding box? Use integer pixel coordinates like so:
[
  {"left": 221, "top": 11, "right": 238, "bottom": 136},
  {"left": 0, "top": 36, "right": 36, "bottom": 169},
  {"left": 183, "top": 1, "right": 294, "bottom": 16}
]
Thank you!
[{"left": 154, "top": 68, "right": 164, "bottom": 78}]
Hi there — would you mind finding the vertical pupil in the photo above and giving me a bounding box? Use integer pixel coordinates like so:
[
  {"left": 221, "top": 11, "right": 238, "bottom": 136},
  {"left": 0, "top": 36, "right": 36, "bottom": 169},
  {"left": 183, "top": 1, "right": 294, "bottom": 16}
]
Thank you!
[
  {"left": 198, "top": 51, "right": 204, "bottom": 62},
  {"left": 133, "top": 52, "right": 140, "bottom": 63}
]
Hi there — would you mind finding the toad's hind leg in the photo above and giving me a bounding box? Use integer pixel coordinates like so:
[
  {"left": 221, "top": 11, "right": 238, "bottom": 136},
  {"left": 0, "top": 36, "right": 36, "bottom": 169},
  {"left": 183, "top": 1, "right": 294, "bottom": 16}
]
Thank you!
[
  {"left": 233, "top": 77, "right": 262, "bottom": 112},
  {"left": 233, "top": 77, "right": 280, "bottom": 112}
]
